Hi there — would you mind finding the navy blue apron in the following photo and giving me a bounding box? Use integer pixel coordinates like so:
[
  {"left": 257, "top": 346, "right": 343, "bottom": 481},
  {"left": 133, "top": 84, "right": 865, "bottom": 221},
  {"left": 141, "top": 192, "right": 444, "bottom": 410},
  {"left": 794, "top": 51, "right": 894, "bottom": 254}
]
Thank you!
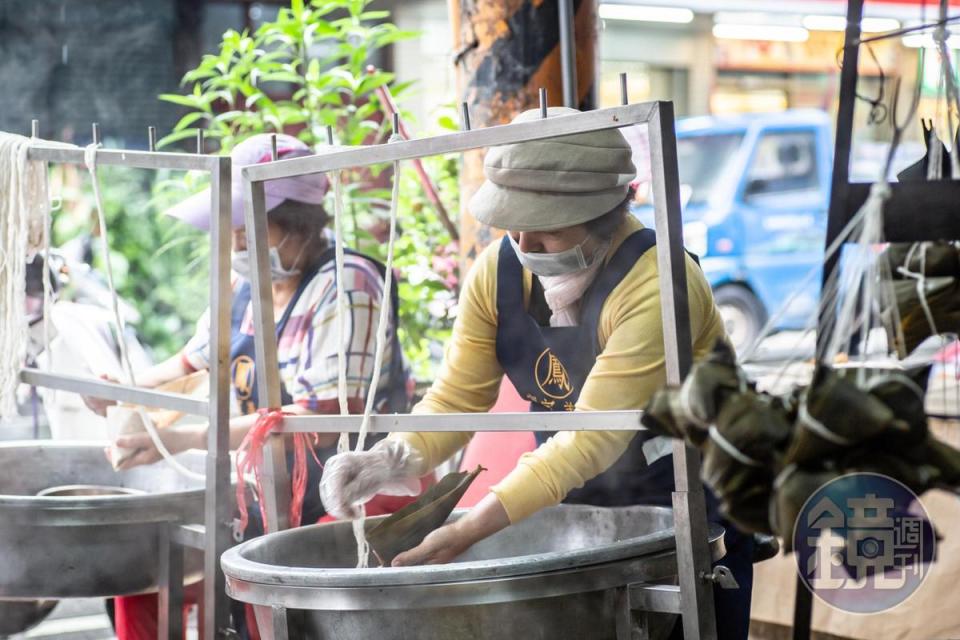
[
  {"left": 495, "top": 228, "right": 669, "bottom": 506},
  {"left": 494, "top": 230, "right": 753, "bottom": 640}
]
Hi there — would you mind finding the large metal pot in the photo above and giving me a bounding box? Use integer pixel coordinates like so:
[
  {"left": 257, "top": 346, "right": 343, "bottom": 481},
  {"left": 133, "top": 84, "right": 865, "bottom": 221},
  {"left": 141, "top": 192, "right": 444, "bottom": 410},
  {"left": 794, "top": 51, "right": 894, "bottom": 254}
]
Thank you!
[
  {"left": 223, "top": 504, "right": 725, "bottom": 640},
  {"left": 0, "top": 441, "right": 206, "bottom": 600}
]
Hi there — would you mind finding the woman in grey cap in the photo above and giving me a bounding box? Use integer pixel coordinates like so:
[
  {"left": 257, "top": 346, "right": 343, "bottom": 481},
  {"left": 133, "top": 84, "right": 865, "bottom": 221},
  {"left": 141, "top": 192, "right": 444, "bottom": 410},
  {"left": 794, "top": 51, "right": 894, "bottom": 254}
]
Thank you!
[{"left": 320, "top": 108, "right": 753, "bottom": 639}]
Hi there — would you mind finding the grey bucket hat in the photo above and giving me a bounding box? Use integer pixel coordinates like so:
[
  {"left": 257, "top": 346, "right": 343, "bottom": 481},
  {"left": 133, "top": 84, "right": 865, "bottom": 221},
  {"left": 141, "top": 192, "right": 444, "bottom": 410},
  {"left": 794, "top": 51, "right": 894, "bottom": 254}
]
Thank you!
[{"left": 468, "top": 107, "right": 637, "bottom": 232}]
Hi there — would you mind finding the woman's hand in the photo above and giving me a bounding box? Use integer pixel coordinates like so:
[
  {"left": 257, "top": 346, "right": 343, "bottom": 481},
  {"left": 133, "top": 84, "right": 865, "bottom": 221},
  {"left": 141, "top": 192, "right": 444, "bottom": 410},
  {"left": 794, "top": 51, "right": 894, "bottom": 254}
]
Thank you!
[
  {"left": 392, "top": 520, "right": 475, "bottom": 566},
  {"left": 82, "top": 374, "right": 119, "bottom": 417},
  {"left": 110, "top": 422, "right": 207, "bottom": 470},
  {"left": 391, "top": 492, "right": 512, "bottom": 567}
]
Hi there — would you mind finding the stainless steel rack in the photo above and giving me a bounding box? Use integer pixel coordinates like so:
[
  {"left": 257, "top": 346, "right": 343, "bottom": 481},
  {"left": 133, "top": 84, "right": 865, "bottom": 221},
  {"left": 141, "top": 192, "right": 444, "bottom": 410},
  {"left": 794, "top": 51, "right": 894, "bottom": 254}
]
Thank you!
[
  {"left": 240, "top": 100, "right": 722, "bottom": 640},
  {"left": 19, "top": 142, "right": 235, "bottom": 639}
]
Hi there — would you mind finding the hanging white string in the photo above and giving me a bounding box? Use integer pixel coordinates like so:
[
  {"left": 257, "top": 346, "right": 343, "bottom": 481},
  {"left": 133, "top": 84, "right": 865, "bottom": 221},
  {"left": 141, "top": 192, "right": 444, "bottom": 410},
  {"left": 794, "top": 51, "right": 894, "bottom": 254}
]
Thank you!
[
  {"left": 0, "top": 132, "right": 50, "bottom": 419},
  {"left": 83, "top": 144, "right": 203, "bottom": 481},
  {"left": 331, "top": 133, "right": 404, "bottom": 568},
  {"left": 332, "top": 168, "right": 351, "bottom": 454}
]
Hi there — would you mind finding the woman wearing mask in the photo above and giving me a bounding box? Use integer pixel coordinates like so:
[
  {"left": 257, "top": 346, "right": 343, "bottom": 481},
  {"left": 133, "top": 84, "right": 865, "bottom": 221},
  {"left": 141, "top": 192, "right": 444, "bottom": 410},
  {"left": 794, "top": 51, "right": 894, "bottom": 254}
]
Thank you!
[
  {"left": 319, "top": 108, "right": 754, "bottom": 640},
  {"left": 84, "top": 134, "right": 416, "bottom": 639}
]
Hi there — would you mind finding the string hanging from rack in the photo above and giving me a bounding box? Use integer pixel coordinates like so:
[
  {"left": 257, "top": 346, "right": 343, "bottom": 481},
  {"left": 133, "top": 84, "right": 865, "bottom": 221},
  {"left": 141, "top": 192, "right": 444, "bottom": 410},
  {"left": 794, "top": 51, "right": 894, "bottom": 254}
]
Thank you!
[
  {"left": 331, "top": 124, "right": 405, "bottom": 569},
  {"left": 83, "top": 142, "right": 204, "bottom": 482}
]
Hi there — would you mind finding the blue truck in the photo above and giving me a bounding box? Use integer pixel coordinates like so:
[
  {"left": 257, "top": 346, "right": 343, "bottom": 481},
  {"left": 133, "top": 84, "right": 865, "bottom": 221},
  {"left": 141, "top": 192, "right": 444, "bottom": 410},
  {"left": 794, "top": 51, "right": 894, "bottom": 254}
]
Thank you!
[{"left": 632, "top": 110, "right": 834, "bottom": 349}]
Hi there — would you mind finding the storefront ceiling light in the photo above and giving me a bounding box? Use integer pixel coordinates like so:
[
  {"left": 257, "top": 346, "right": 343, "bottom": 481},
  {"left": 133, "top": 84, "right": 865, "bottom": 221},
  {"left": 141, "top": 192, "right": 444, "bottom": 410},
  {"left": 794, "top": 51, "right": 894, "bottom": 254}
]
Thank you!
[
  {"left": 802, "top": 15, "right": 900, "bottom": 33},
  {"left": 598, "top": 4, "right": 695, "bottom": 24},
  {"left": 902, "top": 33, "right": 960, "bottom": 49},
  {"left": 712, "top": 24, "right": 810, "bottom": 42}
]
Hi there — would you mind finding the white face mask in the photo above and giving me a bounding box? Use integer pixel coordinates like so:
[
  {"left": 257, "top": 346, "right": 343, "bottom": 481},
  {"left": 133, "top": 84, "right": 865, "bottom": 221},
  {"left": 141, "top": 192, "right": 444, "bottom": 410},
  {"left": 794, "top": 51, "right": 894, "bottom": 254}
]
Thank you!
[
  {"left": 231, "top": 233, "right": 306, "bottom": 282},
  {"left": 508, "top": 233, "right": 608, "bottom": 277}
]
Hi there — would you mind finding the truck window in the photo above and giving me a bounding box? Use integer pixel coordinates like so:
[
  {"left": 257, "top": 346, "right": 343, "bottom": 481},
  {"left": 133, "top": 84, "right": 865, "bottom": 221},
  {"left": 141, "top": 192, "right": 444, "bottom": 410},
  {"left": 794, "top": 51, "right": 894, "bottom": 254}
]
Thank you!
[
  {"left": 744, "top": 130, "right": 819, "bottom": 199},
  {"left": 675, "top": 133, "right": 744, "bottom": 205}
]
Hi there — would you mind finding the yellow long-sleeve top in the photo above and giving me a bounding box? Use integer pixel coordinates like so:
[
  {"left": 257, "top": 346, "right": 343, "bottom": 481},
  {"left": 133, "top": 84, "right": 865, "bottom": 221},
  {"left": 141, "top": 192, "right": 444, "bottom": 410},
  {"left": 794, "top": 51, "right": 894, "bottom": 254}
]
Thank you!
[{"left": 394, "top": 216, "right": 726, "bottom": 524}]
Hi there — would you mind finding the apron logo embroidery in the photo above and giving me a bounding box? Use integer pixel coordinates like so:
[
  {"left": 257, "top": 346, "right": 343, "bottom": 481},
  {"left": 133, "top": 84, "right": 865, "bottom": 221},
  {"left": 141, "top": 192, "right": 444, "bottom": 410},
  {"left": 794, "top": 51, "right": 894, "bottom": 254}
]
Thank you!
[
  {"left": 232, "top": 355, "right": 256, "bottom": 414},
  {"left": 535, "top": 348, "right": 574, "bottom": 400}
]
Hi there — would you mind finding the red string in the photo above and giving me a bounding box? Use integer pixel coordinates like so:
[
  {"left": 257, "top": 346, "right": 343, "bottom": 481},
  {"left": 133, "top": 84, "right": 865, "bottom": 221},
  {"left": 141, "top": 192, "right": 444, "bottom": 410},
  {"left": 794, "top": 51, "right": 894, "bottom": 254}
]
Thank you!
[{"left": 235, "top": 409, "right": 319, "bottom": 535}]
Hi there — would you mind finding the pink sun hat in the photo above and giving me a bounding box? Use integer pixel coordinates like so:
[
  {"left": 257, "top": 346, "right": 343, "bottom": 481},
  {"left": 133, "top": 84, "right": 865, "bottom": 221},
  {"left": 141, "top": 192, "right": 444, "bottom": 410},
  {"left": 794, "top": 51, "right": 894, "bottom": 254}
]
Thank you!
[{"left": 165, "top": 133, "right": 329, "bottom": 231}]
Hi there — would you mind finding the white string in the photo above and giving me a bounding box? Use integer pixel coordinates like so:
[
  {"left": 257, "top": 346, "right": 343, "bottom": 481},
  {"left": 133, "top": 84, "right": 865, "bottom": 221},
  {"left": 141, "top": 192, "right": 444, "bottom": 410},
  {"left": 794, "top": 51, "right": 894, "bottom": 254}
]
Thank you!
[
  {"left": 897, "top": 244, "right": 940, "bottom": 342},
  {"left": 83, "top": 144, "right": 203, "bottom": 482},
  {"left": 331, "top": 135, "right": 404, "bottom": 568},
  {"left": 0, "top": 132, "right": 49, "bottom": 419},
  {"left": 332, "top": 169, "right": 351, "bottom": 454}
]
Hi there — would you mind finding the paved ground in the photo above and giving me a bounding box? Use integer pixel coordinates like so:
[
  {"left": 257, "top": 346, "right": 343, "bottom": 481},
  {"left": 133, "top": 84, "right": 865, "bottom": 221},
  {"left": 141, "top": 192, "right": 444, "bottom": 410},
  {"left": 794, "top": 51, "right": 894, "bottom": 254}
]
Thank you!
[
  {"left": 11, "top": 599, "right": 201, "bottom": 640},
  {"left": 11, "top": 599, "right": 113, "bottom": 640}
]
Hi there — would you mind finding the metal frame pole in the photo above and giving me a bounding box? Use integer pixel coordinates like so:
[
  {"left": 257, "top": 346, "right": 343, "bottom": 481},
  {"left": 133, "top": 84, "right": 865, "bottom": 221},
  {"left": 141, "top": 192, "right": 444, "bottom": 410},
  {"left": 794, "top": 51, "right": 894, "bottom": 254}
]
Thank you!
[
  {"left": 205, "top": 155, "right": 235, "bottom": 637},
  {"left": 158, "top": 524, "right": 185, "bottom": 640},
  {"left": 558, "top": 0, "right": 578, "bottom": 108},
  {"left": 805, "top": 2, "right": 865, "bottom": 638},
  {"left": 649, "top": 101, "right": 717, "bottom": 640},
  {"left": 819, "top": 0, "right": 864, "bottom": 351},
  {"left": 241, "top": 179, "right": 291, "bottom": 533}
]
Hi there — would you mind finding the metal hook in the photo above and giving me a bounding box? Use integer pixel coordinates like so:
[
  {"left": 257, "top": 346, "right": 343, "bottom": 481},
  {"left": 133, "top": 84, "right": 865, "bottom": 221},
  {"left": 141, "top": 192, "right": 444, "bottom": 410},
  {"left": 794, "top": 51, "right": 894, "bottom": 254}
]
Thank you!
[
  {"left": 91, "top": 122, "right": 101, "bottom": 145},
  {"left": 539, "top": 88, "right": 548, "bottom": 118},
  {"left": 30, "top": 119, "right": 39, "bottom": 139},
  {"left": 392, "top": 112, "right": 400, "bottom": 137},
  {"left": 197, "top": 129, "right": 204, "bottom": 155},
  {"left": 270, "top": 133, "right": 278, "bottom": 161},
  {"left": 325, "top": 125, "right": 334, "bottom": 146},
  {"left": 884, "top": 77, "right": 922, "bottom": 179},
  {"left": 460, "top": 102, "right": 471, "bottom": 131},
  {"left": 148, "top": 126, "right": 157, "bottom": 152},
  {"left": 619, "top": 73, "right": 629, "bottom": 106}
]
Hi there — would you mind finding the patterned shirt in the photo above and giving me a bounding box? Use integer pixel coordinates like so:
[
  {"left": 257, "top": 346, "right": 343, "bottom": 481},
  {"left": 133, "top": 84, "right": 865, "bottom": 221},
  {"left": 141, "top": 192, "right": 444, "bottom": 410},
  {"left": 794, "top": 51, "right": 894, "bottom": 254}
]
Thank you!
[{"left": 182, "top": 253, "right": 404, "bottom": 415}]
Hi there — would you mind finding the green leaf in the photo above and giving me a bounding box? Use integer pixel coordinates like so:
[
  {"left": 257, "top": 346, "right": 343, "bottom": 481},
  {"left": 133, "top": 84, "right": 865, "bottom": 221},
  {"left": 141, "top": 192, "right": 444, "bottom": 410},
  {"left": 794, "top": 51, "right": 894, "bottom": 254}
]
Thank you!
[
  {"left": 158, "top": 93, "right": 206, "bottom": 109},
  {"left": 156, "top": 128, "right": 201, "bottom": 148},
  {"left": 259, "top": 71, "right": 305, "bottom": 84},
  {"left": 437, "top": 115, "right": 457, "bottom": 131},
  {"left": 173, "top": 111, "right": 208, "bottom": 132}
]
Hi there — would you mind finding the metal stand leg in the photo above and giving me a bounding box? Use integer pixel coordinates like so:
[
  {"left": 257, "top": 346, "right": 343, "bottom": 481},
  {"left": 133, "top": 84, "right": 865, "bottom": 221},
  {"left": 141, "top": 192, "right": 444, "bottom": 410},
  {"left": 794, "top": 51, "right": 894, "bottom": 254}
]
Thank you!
[
  {"left": 615, "top": 586, "right": 633, "bottom": 640},
  {"left": 792, "top": 575, "right": 813, "bottom": 640},
  {"left": 159, "top": 524, "right": 185, "bottom": 640},
  {"left": 671, "top": 444, "right": 718, "bottom": 640}
]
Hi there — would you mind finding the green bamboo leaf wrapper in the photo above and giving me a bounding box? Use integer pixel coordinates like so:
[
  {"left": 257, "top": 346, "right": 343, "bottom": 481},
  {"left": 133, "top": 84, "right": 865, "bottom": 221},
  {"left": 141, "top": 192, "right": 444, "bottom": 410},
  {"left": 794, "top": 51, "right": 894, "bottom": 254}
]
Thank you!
[
  {"left": 366, "top": 465, "right": 485, "bottom": 566},
  {"left": 770, "top": 466, "right": 839, "bottom": 551},
  {"left": 784, "top": 367, "right": 894, "bottom": 466}
]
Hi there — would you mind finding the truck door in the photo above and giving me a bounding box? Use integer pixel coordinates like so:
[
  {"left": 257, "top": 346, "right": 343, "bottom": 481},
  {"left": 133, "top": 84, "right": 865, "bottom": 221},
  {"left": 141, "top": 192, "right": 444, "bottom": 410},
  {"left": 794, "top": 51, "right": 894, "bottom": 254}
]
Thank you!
[{"left": 738, "top": 128, "right": 826, "bottom": 329}]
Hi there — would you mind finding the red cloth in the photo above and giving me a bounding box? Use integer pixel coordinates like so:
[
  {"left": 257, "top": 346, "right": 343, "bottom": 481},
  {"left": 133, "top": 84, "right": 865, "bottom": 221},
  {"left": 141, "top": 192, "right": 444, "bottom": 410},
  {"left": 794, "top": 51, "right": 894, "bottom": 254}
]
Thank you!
[
  {"left": 457, "top": 378, "right": 536, "bottom": 508},
  {"left": 114, "top": 583, "right": 203, "bottom": 640}
]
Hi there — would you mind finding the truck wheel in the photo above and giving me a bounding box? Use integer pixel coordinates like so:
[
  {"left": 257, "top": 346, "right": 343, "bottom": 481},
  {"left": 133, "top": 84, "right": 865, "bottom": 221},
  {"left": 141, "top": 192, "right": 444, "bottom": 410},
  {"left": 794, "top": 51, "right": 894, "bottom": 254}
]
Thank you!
[{"left": 714, "top": 285, "right": 767, "bottom": 352}]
